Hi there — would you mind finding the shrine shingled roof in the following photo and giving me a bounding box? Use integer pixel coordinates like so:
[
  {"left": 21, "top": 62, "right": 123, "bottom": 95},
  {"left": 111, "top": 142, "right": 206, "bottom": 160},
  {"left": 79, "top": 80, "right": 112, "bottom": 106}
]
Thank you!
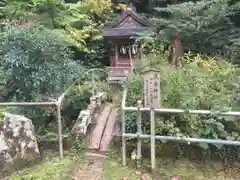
[{"left": 102, "top": 10, "right": 157, "bottom": 38}]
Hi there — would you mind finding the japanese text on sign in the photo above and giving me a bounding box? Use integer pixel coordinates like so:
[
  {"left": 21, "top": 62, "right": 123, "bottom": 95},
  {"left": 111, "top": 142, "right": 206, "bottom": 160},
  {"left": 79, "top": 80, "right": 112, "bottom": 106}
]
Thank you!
[{"left": 143, "top": 70, "right": 160, "bottom": 108}]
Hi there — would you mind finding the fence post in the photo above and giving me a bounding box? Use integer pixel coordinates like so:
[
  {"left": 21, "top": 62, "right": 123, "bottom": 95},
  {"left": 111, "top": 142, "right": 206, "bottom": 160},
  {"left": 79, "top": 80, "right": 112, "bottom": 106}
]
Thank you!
[
  {"left": 56, "top": 103, "right": 63, "bottom": 159},
  {"left": 137, "top": 100, "right": 142, "bottom": 168},
  {"left": 91, "top": 71, "right": 95, "bottom": 96},
  {"left": 150, "top": 107, "right": 156, "bottom": 169},
  {"left": 122, "top": 108, "right": 126, "bottom": 166}
]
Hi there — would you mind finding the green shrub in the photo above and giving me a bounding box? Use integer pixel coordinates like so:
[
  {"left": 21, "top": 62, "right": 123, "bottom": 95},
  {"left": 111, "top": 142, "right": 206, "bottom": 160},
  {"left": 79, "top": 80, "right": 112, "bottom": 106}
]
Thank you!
[
  {"left": 124, "top": 53, "right": 240, "bottom": 154},
  {"left": 0, "top": 23, "right": 87, "bottom": 139},
  {"left": 0, "top": 23, "right": 83, "bottom": 102},
  {"left": 62, "top": 83, "right": 92, "bottom": 128}
]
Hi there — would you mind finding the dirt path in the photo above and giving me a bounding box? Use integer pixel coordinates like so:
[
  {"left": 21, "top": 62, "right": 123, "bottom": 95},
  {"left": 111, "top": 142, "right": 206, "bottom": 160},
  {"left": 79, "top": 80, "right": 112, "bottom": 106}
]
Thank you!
[
  {"left": 71, "top": 153, "right": 106, "bottom": 180},
  {"left": 71, "top": 159, "right": 104, "bottom": 180}
]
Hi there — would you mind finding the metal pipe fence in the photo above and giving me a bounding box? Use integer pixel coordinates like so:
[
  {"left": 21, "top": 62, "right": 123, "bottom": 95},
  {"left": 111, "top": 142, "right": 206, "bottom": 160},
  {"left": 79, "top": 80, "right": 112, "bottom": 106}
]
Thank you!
[
  {"left": 0, "top": 67, "right": 108, "bottom": 160},
  {"left": 0, "top": 74, "right": 83, "bottom": 160},
  {"left": 121, "top": 89, "right": 240, "bottom": 169},
  {"left": 0, "top": 101, "right": 64, "bottom": 159}
]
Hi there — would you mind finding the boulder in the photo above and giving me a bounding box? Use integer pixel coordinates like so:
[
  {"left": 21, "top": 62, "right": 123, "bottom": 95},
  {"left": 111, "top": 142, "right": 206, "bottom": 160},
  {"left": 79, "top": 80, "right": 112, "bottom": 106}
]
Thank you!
[{"left": 0, "top": 112, "right": 39, "bottom": 164}]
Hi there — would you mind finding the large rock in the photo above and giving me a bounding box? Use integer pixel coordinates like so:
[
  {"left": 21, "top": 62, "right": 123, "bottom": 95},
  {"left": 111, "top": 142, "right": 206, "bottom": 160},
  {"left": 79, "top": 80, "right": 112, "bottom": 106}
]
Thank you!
[{"left": 0, "top": 112, "right": 39, "bottom": 164}]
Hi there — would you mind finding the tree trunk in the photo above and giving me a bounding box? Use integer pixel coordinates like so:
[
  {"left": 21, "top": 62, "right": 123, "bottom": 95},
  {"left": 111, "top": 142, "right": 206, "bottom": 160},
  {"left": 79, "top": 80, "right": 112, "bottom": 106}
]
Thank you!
[{"left": 148, "top": 0, "right": 153, "bottom": 10}]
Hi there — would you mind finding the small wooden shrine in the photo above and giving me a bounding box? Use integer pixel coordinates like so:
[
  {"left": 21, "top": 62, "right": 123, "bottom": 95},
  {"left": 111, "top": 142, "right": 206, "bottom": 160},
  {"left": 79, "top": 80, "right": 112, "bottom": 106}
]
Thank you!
[{"left": 102, "top": 4, "right": 156, "bottom": 83}]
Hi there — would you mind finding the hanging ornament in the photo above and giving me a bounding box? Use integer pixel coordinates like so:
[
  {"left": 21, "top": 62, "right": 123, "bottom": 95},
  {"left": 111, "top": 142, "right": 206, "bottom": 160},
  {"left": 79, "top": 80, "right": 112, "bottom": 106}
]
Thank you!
[
  {"left": 120, "top": 46, "right": 127, "bottom": 54},
  {"left": 132, "top": 45, "right": 138, "bottom": 55}
]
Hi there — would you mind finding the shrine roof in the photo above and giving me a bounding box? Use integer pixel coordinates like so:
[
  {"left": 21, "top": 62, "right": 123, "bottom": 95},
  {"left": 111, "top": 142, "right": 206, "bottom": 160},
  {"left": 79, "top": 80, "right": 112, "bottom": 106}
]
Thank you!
[{"left": 102, "top": 10, "right": 157, "bottom": 38}]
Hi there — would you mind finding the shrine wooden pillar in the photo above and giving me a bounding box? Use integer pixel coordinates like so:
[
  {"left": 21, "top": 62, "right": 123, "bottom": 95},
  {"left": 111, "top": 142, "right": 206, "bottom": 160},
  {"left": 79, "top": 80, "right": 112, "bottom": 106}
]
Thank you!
[{"left": 115, "top": 42, "right": 118, "bottom": 67}]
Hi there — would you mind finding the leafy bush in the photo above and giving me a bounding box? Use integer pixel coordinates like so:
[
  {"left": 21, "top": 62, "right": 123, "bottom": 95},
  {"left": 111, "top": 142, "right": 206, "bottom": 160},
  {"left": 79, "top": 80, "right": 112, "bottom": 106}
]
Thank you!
[
  {"left": 0, "top": 23, "right": 85, "bottom": 133},
  {"left": 62, "top": 83, "right": 92, "bottom": 128},
  {"left": 125, "top": 53, "right": 240, "bottom": 155},
  {"left": 0, "top": 23, "right": 83, "bottom": 102},
  {"left": 153, "top": 0, "right": 240, "bottom": 61},
  {"left": 10, "top": 153, "right": 79, "bottom": 180}
]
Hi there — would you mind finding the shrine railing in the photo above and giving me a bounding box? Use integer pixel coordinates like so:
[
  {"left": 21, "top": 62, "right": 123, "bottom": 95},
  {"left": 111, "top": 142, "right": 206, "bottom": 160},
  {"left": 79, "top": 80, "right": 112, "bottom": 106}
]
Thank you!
[{"left": 121, "top": 89, "right": 240, "bottom": 170}]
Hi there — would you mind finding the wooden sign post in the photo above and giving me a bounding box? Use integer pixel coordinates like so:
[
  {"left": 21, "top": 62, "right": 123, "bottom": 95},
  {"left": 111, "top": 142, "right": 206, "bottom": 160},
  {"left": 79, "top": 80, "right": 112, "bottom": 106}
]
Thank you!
[
  {"left": 143, "top": 68, "right": 161, "bottom": 169},
  {"left": 143, "top": 68, "right": 161, "bottom": 108}
]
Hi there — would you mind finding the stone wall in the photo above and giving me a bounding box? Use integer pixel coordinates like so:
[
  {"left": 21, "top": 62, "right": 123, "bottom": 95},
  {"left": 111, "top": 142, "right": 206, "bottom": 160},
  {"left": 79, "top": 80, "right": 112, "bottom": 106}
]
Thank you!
[{"left": 72, "top": 92, "right": 107, "bottom": 136}]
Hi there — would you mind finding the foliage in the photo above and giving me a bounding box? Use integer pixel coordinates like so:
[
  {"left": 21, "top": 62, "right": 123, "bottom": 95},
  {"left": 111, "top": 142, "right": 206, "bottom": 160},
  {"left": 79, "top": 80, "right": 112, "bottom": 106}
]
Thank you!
[
  {"left": 0, "top": 0, "right": 114, "bottom": 65},
  {"left": 0, "top": 0, "right": 7, "bottom": 18},
  {"left": 81, "top": 0, "right": 113, "bottom": 20},
  {"left": 0, "top": 23, "right": 82, "bottom": 102},
  {"left": 0, "top": 0, "right": 115, "bottom": 140},
  {"left": 26, "top": 0, "right": 114, "bottom": 54},
  {"left": 125, "top": 53, "right": 240, "bottom": 156},
  {"left": 104, "top": 160, "right": 146, "bottom": 180},
  {"left": 61, "top": 79, "right": 109, "bottom": 133},
  {"left": 151, "top": 0, "right": 240, "bottom": 61},
  {"left": 10, "top": 153, "right": 79, "bottom": 180},
  {"left": 61, "top": 83, "right": 92, "bottom": 128},
  {"left": 0, "top": 0, "right": 31, "bottom": 19},
  {"left": 71, "top": 136, "right": 87, "bottom": 154},
  {"left": 0, "top": 22, "right": 86, "bottom": 135}
]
